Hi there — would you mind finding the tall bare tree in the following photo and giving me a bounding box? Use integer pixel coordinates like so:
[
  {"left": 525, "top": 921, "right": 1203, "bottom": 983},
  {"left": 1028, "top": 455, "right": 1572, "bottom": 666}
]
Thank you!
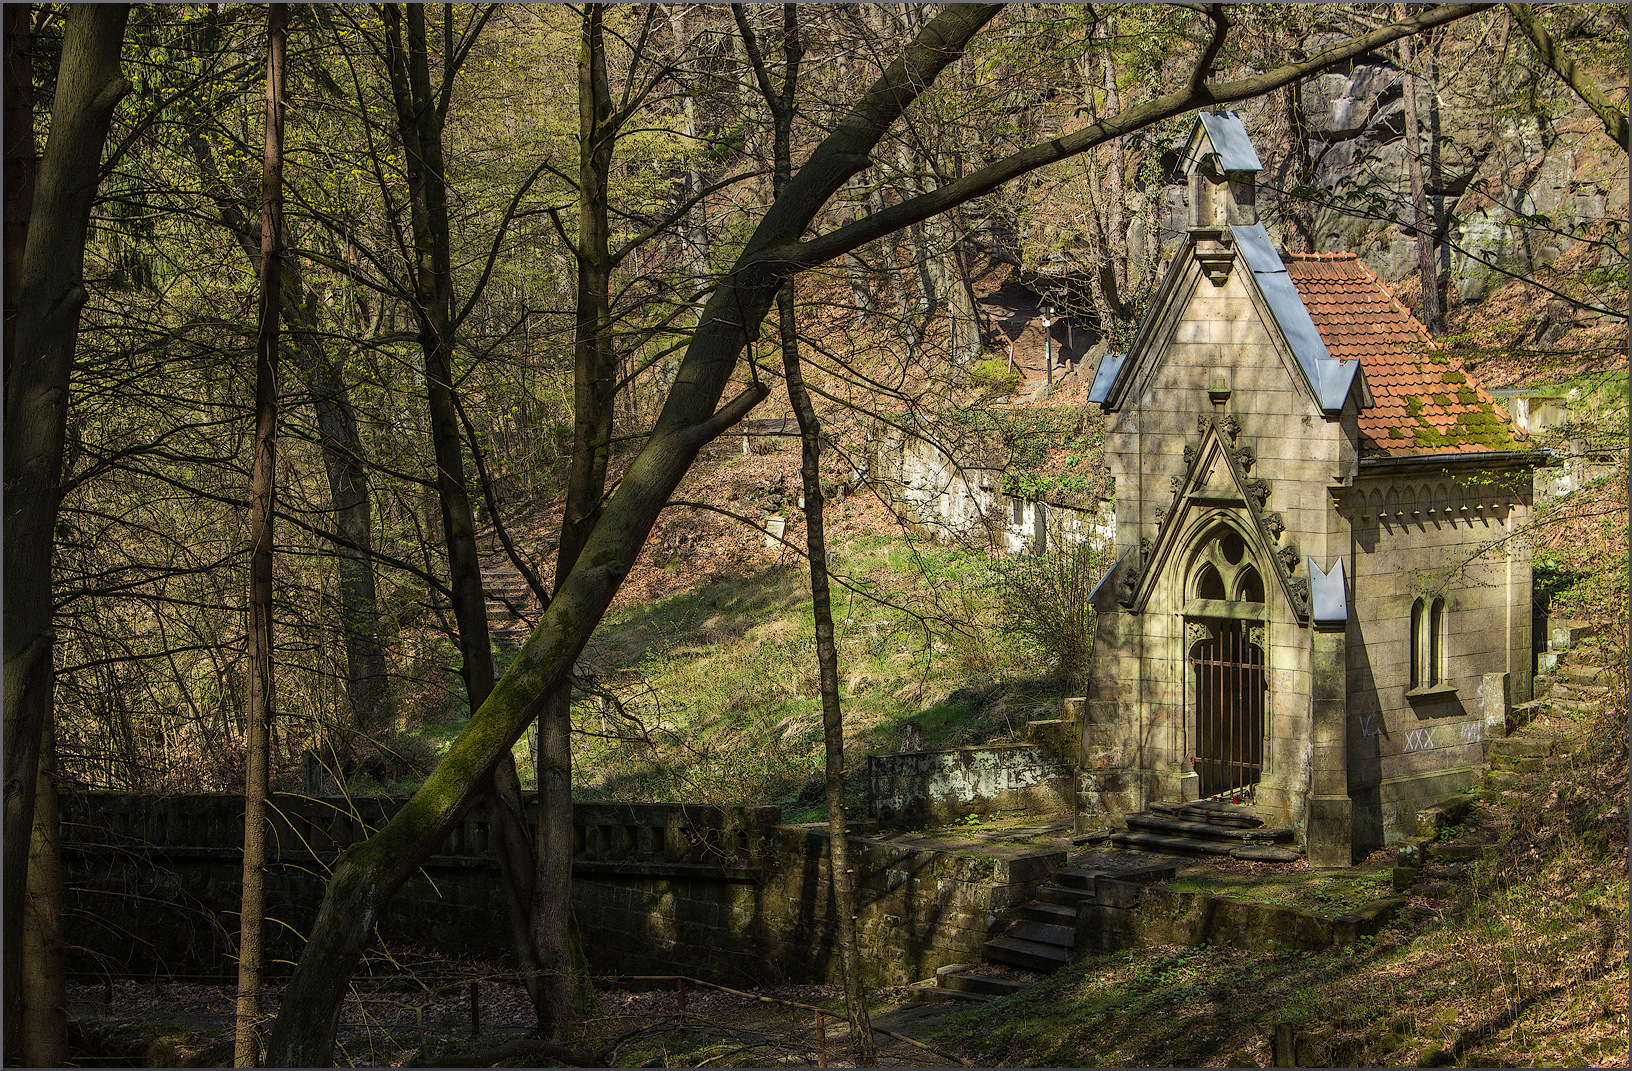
[
  {"left": 734, "top": 4, "right": 877, "bottom": 1061},
  {"left": 235, "top": 5, "right": 287, "bottom": 1065},
  {"left": 375, "top": 0, "right": 546, "bottom": 1013},
  {"left": 1398, "top": 2, "right": 1444, "bottom": 335},
  {"left": 3, "top": 6, "right": 130, "bottom": 1054}
]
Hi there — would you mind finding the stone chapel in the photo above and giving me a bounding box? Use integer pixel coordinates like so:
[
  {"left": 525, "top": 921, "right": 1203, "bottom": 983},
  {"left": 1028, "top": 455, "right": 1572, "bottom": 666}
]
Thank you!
[{"left": 1080, "top": 113, "right": 1538, "bottom": 866}]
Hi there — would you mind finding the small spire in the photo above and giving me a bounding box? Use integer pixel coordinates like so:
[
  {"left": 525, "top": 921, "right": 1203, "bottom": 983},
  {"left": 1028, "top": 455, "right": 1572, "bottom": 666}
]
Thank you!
[{"left": 1182, "top": 111, "right": 1260, "bottom": 231}]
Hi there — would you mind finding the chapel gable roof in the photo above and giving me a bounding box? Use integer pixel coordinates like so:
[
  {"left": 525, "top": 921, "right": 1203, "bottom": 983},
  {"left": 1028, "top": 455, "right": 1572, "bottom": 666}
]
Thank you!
[{"left": 1284, "top": 253, "right": 1524, "bottom": 457}]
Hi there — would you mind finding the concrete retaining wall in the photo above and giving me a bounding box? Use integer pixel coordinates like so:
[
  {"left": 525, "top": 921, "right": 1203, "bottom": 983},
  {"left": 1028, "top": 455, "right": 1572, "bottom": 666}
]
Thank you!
[{"left": 867, "top": 745, "right": 1074, "bottom": 825}]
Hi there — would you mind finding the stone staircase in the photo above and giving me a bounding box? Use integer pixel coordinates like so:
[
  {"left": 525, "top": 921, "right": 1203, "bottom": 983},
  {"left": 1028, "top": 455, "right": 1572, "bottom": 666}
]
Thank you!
[
  {"left": 1022, "top": 697, "right": 1081, "bottom": 760},
  {"left": 1515, "top": 657, "right": 1614, "bottom": 730},
  {"left": 916, "top": 852, "right": 1180, "bottom": 1003},
  {"left": 1480, "top": 650, "right": 1603, "bottom": 797},
  {"left": 1110, "top": 801, "right": 1302, "bottom": 861},
  {"left": 481, "top": 554, "right": 542, "bottom": 647}
]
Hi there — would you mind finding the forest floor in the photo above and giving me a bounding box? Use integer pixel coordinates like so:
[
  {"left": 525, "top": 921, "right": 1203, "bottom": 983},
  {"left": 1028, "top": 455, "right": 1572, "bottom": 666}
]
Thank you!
[{"left": 64, "top": 641, "right": 1627, "bottom": 1067}]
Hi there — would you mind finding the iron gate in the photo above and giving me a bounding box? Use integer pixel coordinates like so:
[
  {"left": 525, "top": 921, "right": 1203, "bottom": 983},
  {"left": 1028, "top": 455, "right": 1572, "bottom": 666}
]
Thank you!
[{"left": 1189, "top": 619, "right": 1265, "bottom": 798}]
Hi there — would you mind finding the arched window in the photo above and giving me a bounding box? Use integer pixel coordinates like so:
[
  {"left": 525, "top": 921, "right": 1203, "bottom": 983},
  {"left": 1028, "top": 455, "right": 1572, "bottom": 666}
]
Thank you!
[
  {"left": 1410, "top": 599, "right": 1424, "bottom": 688},
  {"left": 1428, "top": 598, "right": 1445, "bottom": 685},
  {"left": 1195, "top": 562, "right": 1226, "bottom": 600},
  {"left": 1187, "top": 524, "right": 1266, "bottom": 608},
  {"left": 1411, "top": 596, "right": 1447, "bottom": 689}
]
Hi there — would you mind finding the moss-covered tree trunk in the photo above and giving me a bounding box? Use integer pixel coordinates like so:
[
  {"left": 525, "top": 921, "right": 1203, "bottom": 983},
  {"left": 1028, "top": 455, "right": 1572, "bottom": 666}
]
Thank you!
[{"left": 3, "top": 6, "right": 129, "bottom": 1056}]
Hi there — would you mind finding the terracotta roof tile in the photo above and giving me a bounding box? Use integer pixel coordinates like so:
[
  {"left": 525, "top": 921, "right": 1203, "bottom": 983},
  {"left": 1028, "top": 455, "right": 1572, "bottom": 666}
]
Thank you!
[{"left": 1284, "top": 253, "right": 1523, "bottom": 457}]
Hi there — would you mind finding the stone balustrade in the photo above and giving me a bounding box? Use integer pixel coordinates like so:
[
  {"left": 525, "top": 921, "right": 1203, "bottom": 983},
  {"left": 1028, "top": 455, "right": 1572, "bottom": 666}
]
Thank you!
[{"left": 61, "top": 792, "right": 780, "bottom": 875}]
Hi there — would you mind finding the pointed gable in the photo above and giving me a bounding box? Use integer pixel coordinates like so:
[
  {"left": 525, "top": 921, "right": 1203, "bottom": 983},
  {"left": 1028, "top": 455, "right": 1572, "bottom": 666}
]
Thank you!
[
  {"left": 1127, "top": 413, "right": 1310, "bottom": 620},
  {"left": 1093, "top": 227, "right": 1366, "bottom": 416},
  {"left": 1284, "top": 253, "right": 1523, "bottom": 456}
]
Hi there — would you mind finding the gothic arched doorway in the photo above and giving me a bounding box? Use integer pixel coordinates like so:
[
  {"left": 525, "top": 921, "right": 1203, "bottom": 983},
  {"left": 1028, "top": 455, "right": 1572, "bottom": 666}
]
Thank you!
[{"left": 1185, "top": 524, "right": 1267, "bottom": 798}]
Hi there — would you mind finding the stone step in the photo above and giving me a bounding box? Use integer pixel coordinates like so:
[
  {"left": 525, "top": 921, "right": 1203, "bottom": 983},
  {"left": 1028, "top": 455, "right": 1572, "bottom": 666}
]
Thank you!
[
  {"left": 1037, "top": 885, "right": 1097, "bottom": 908},
  {"left": 1148, "top": 801, "right": 1264, "bottom": 828},
  {"left": 1050, "top": 866, "right": 1100, "bottom": 892},
  {"left": 1550, "top": 680, "right": 1612, "bottom": 699},
  {"left": 905, "top": 981, "right": 990, "bottom": 1004},
  {"left": 941, "top": 971, "right": 1032, "bottom": 997},
  {"left": 983, "top": 936, "right": 1072, "bottom": 972},
  {"left": 1545, "top": 620, "right": 1594, "bottom": 652},
  {"left": 1557, "top": 663, "right": 1609, "bottom": 686},
  {"left": 1544, "top": 696, "right": 1602, "bottom": 716},
  {"left": 1484, "top": 769, "right": 1527, "bottom": 790},
  {"left": 1487, "top": 735, "right": 1559, "bottom": 759},
  {"left": 1022, "top": 902, "right": 1080, "bottom": 925},
  {"left": 1230, "top": 843, "right": 1304, "bottom": 862},
  {"left": 1005, "top": 920, "right": 1075, "bottom": 948},
  {"left": 1110, "top": 830, "right": 1237, "bottom": 856},
  {"left": 1125, "top": 814, "right": 1293, "bottom": 842}
]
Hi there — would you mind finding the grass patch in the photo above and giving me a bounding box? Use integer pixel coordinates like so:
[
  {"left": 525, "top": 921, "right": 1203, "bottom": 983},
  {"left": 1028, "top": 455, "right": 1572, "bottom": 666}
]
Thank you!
[
  {"left": 552, "top": 536, "right": 1067, "bottom": 811},
  {"left": 1161, "top": 866, "right": 1394, "bottom": 916}
]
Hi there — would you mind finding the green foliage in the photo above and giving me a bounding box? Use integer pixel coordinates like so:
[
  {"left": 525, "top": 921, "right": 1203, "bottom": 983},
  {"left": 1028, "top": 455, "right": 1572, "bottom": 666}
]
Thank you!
[
  {"left": 994, "top": 540, "right": 1110, "bottom": 686},
  {"left": 966, "top": 357, "right": 1022, "bottom": 395}
]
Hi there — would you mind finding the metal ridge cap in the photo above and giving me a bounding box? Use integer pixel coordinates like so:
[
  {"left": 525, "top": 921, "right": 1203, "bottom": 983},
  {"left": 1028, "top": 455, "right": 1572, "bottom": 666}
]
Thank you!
[{"left": 1357, "top": 448, "right": 1548, "bottom": 469}]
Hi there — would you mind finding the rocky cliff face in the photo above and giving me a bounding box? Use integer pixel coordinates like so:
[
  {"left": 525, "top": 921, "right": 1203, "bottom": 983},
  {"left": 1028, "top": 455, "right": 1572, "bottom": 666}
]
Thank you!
[{"left": 1028, "top": 12, "right": 1625, "bottom": 342}]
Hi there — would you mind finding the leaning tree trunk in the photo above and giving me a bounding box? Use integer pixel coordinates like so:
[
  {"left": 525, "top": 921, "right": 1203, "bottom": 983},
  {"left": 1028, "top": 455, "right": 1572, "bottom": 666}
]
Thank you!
[
  {"left": 236, "top": 7, "right": 286, "bottom": 1065},
  {"left": 3, "top": 6, "right": 129, "bottom": 1056}
]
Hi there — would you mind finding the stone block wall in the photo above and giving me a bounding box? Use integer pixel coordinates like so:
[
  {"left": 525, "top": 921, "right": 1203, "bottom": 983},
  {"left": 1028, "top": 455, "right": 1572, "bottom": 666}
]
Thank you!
[
  {"left": 59, "top": 794, "right": 1047, "bottom": 990},
  {"left": 1343, "top": 472, "right": 1530, "bottom": 847},
  {"left": 579, "top": 827, "right": 1059, "bottom": 987},
  {"left": 867, "top": 745, "right": 1073, "bottom": 826},
  {"left": 864, "top": 423, "right": 1112, "bottom": 554}
]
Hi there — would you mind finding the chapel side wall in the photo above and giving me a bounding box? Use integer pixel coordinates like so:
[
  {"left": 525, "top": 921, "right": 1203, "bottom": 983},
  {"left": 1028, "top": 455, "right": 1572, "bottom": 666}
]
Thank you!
[
  {"left": 1345, "top": 472, "right": 1533, "bottom": 848},
  {"left": 1119, "top": 264, "right": 1344, "bottom": 827}
]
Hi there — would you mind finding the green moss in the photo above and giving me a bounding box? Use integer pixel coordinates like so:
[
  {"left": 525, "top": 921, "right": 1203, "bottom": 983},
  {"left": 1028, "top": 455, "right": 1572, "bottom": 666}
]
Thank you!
[{"left": 1441, "top": 371, "right": 1466, "bottom": 384}]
